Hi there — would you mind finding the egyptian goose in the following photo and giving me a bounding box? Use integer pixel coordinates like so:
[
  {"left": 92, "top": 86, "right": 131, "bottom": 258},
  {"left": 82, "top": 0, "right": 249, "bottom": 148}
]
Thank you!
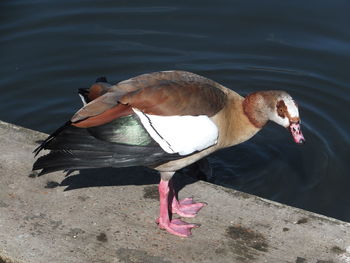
[{"left": 33, "top": 70, "right": 305, "bottom": 237}]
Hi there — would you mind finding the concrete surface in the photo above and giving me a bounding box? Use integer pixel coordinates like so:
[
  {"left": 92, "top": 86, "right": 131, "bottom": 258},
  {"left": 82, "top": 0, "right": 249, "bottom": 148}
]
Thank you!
[{"left": 0, "top": 120, "right": 350, "bottom": 263}]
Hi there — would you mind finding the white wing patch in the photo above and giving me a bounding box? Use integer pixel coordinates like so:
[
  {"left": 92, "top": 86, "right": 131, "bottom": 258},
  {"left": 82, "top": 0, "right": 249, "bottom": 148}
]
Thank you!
[{"left": 133, "top": 108, "right": 218, "bottom": 156}]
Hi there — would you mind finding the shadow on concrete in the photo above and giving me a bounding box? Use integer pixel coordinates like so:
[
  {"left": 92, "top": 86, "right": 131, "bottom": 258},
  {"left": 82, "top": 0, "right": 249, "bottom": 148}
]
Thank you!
[
  {"left": 60, "top": 166, "right": 159, "bottom": 191},
  {"left": 58, "top": 159, "right": 211, "bottom": 194}
]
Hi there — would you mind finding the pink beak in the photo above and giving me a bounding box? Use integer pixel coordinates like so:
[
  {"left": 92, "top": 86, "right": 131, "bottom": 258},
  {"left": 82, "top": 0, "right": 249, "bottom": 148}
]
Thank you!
[{"left": 289, "top": 122, "right": 305, "bottom": 144}]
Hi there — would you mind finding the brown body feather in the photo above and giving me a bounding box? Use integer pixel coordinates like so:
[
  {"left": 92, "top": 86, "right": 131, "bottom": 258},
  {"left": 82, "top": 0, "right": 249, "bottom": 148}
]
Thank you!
[
  {"left": 72, "top": 71, "right": 227, "bottom": 128},
  {"left": 154, "top": 90, "right": 260, "bottom": 172}
]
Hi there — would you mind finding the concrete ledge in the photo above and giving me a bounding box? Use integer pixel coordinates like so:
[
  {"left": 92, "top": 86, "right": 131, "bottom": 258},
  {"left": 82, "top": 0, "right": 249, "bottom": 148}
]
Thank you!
[{"left": 1, "top": 120, "right": 350, "bottom": 263}]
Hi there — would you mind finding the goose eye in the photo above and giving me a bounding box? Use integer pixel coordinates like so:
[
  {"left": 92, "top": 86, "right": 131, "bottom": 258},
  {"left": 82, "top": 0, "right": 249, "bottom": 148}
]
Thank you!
[
  {"left": 276, "top": 100, "right": 287, "bottom": 118},
  {"left": 277, "top": 108, "right": 284, "bottom": 117}
]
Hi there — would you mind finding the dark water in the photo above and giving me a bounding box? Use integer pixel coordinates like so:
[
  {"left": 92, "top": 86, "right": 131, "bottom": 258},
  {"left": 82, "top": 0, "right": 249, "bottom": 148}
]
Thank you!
[{"left": 1, "top": 1, "right": 349, "bottom": 221}]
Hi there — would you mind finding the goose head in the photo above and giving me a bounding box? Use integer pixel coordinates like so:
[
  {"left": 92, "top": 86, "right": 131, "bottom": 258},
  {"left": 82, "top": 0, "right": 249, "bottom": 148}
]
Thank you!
[{"left": 243, "top": 90, "right": 305, "bottom": 144}]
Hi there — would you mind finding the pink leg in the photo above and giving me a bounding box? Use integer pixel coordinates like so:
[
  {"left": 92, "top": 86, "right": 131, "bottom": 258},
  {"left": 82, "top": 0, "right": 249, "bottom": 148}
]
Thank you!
[
  {"left": 156, "top": 178, "right": 199, "bottom": 237},
  {"left": 170, "top": 181, "right": 206, "bottom": 218}
]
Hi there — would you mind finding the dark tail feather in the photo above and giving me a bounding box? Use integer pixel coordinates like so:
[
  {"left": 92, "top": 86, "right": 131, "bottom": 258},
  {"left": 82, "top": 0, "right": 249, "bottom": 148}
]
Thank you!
[
  {"left": 33, "top": 150, "right": 114, "bottom": 176},
  {"left": 33, "top": 125, "right": 181, "bottom": 175},
  {"left": 33, "top": 121, "right": 72, "bottom": 157}
]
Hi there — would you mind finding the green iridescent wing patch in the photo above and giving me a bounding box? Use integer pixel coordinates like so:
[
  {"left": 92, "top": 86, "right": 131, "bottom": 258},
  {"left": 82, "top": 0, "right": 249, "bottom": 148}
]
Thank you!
[{"left": 87, "top": 114, "right": 155, "bottom": 146}]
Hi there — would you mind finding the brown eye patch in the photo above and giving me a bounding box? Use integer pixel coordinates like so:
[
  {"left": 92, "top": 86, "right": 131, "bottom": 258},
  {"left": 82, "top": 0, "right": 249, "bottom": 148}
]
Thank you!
[{"left": 276, "top": 100, "right": 287, "bottom": 118}]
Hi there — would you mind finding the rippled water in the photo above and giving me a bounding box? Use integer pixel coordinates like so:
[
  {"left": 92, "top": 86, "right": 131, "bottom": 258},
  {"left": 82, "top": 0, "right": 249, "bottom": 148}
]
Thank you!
[{"left": 1, "top": 0, "right": 349, "bottom": 221}]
